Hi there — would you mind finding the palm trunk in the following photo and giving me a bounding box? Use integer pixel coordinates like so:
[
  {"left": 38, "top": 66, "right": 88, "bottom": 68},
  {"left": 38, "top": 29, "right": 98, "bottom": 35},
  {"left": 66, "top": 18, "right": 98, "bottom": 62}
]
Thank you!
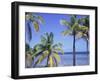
[
  {"left": 46, "top": 55, "right": 49, "bottom": 67},
  {"left": 86, "top": 40, "right": 88, "bottom": 52},
  {"left": 73, "top": 32, "right": 76, "bottom": 66},
  {"left": 47, "top": 55, "right": 50, "bottom": 66},
  {"left": 25, "top": 54, "right": 32, "bottom": 68},
  {"left": 47, "top": 51, "right": 51, "bottom": 67}
]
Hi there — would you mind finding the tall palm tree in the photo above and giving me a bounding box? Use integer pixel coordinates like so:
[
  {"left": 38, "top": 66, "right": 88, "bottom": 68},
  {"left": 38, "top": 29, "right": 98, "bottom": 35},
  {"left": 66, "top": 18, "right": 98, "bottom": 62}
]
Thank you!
[
  {"left": 25, "top": 13, "right": 44, "bottom": 41},
  {"left": 32, "top": 32, "right": 64, "bottom": 67},
  {"left": 60, "top": 15, "right": 88, "bottom": 66},
  {"left": 76, "top": 16, "right": 89, "bottom": 52}
]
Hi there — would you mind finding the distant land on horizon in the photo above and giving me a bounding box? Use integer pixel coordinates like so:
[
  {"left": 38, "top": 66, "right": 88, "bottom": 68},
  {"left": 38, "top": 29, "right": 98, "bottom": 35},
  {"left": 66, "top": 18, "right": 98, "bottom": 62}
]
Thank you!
[{"left": 59, "top": 51, "right": 89, "bottom": 54}]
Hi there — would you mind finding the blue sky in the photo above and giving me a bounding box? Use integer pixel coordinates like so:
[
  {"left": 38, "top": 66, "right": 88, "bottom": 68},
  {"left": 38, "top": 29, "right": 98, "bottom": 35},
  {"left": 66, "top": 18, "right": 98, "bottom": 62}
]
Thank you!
[{"left": 25, "top": 12, "right": 89, "bottom": 52}]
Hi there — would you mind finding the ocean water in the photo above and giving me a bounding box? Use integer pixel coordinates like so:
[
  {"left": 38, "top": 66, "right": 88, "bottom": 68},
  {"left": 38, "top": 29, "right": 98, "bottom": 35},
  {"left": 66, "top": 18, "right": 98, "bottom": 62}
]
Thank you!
[
  {"left": 31, "top": 52, "right": 89, "bottom": 67},
  {"left": 59, "top": 53, "right": 89, "bottom": 66}
]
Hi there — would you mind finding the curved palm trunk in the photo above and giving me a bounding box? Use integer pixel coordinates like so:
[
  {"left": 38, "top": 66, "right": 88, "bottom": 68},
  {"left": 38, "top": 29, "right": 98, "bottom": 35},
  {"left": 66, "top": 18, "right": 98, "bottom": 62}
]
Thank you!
[
  {"left": 73, "top": 32, "right": 76, "bottom": 66},
  {"left": 47, "top": 53, "right": 51, "bottom": 67},
  {"left": 47, "top": 55, "right": 49, "bottom": 66},
  {"left": 47, "top": 50, "right": 51, "bottom": 67}
]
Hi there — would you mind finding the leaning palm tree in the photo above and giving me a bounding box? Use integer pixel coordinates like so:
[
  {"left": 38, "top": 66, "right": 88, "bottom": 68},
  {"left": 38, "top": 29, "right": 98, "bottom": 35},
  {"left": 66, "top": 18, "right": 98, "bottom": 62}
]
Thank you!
[
  {"left": 25, "top": 13, "right": 44, "bottom": 41},
  {"left": 32, "top": 32, "right": 64, "bottom": 67},
  {"left": 60, "top": 15, "right": 88, "bottom": 66}
]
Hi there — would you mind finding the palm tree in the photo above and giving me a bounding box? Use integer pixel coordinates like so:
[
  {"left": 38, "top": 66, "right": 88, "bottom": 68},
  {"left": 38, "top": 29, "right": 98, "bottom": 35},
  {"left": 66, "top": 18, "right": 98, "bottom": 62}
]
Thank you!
[
  {"left": 60, "top": 15, "right": 87, "bottom": 66},
  {"left": 76, "top": 16, "right": 89, "bottom": 52},
  {"left": 25, "top": 13, "right": 44, "bottom": 41},
  {"left": 32, "top": 32, "right": 64, "bottom": 67},
  {"left": 25, "top": 13, "right": 44, "bottom": 67}
]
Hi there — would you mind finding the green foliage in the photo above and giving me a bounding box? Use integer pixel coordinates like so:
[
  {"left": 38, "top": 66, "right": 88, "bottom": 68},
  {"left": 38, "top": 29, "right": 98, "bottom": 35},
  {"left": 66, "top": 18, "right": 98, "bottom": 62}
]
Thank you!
[
  {"left": 37, "top": 16, "right": 44, "bottom": 24},
  {"left": 60, "top": 15, "right": 89, "bottom": 40},
  {"left": 60, "top": 19, "right": 71, "bottom": 27},
  {"left": 25, "top": 43, "right": 30, "bottom": 52},
  {"left": 35, "top": 50, "right": 49, "bottom": 65},
  {"left": 31, "top": 32, "right": 64, "bottom": 67},
  {"left": 33, "top": 21, "right": 39, "bottom": 32},
  {"left": 60, "top": 15, "right": 89, "bottom": 65},
  {"left": 61, "top": 30, "right": 72, "bottom": 36},
  {"left": 53, "top": 53, "right": 60, "bottom": 62},
  {"left": 25, "top": 13, "right": 44, "bottom": 41},
  {"left": 76, "top": 17, "right": 89, "bottom": 40},
  {"left": 70, "top": 15, "right": 77, "bottom": 26},
  {"left": 32, "top": 44, "right": 44, "bottom": 57}
]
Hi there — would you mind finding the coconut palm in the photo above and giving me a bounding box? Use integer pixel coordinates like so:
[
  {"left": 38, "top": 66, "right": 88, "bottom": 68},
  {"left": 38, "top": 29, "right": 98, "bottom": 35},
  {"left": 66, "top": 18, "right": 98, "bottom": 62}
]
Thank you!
[
  {"left": 60, "top": 15, "right": 88, "bottom": 66},
  {"left": 25, "top": 13, "right": 44, "bottom": 41},
  {"left": 32, "top": 32, "right": 64, "bottom": 67},
  {"left": 76, "top": 16, "right": 89, "bottom": 52}
]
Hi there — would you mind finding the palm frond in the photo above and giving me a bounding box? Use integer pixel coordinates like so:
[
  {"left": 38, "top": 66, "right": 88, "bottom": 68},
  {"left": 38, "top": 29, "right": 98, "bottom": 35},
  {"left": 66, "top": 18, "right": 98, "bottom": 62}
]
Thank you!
[
  {"left": 37, "top": 16, "right": 44, "bottom": 24},
  {"left": 71, "top": 22, "right": 79, "bottom": 31},
  {"left": 76, "top": 32, "right": 83, "bottom": 39},
  {"left": 52, "top": 43, "right": 63, "bottom": 49},
  {"left": 60, "top": 19, "right": 71, "bottom": 27},
  {"left": 79, "top": 25, "right": 89, "bottom": 31},
  {"left": 70, "top": 15, "right": 77, "bottom": 26},
  {"left": 53, "top": 53, "right": 60, "bottom": 63},
  {"left": 41, "top": 35, "right": 47, "bottom": 45},
  {"left": 32, "top": 32, "right": 64, "bottom": 67},
  {"left": 49, "top": 32, "right": 54, "bottom": 44},
  {"left": 33, "top": 21, "right": 39, "bottom": 32},
  {"left": 61, "top": 30, "right": 72, "bottom": 36},
  {"left": 53, "top": 47, "right": 64, "bottom": 54},
  {"left": 78, "top": 18, "right": 85, "bottom": 24},
  {"left": 34, "top": 50, "right": 49, "bottom": 66},
  {"left": 34, "top": 44, "right": 44, "bottom": 50},
  {"left": 25, "top": 13, "right": 44, "bottom": 41},
  {"left": 26, "top": 22, "right": 32, "bottom": 41},
  {"left": 32, "top": 44, "right": 45, "bottom": 58}
]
